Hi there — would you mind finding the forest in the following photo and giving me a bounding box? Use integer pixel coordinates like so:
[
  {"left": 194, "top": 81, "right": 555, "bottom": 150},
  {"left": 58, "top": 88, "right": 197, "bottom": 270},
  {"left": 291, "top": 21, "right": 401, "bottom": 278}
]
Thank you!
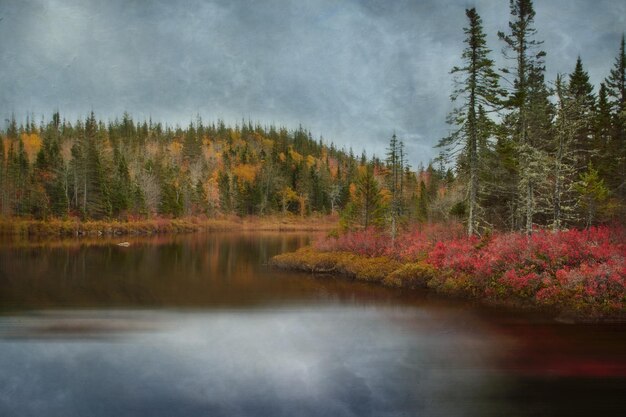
[
  {"left": 0, "top": 0, "right": 624, "bottom": 239},
  {"left": 272, "top": 1, "right": 626, "bottom": 317}
]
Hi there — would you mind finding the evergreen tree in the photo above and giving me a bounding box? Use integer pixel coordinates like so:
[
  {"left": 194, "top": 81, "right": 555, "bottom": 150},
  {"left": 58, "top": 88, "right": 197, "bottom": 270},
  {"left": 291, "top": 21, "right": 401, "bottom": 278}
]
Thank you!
[
  {"left": 575, "top": 163, "right": 609, "bottom": 227},
  {"left": 604, "top": 34, "right": 626, "bottom": 199},
  {"left": 568, "top": 57, "right": 596, "bottom": 168},
  {"left": 386, "top": 133, "right": 402, "bottom": 240},
  {"left": 595, "top": 83, "right": 613, "bottom": 179},
  {"left": 0, "top": 130, "right": 5, "bottom": 215},
  {"left": 552, "top": 75, "right": 583, "bottom": 229},
  {"left": 439, "top": 7, "right": 502, "bottom": 235},
  {"left": 355, "top": 164, "right": 384, "bottom": 229},
  {"left": 498, "top": 0, "right": 550, "bottom": 234}
]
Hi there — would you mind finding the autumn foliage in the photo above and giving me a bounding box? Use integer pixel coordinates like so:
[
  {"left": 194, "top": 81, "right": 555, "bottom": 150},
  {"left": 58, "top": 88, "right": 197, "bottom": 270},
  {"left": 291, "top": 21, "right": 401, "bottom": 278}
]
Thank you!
[{"left": 312, "top": 225, "right": 626, "bottom": 316}]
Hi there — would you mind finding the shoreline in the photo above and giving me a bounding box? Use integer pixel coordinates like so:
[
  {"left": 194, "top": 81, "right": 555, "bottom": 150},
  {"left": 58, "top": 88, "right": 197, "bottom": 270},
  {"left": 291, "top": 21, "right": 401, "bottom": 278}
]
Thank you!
[
  {"left": 0, "top": 215, "right": 338, "bottom": 237},
  {"left": 270, "top": 247, "right": 626, "bottom": 323}
]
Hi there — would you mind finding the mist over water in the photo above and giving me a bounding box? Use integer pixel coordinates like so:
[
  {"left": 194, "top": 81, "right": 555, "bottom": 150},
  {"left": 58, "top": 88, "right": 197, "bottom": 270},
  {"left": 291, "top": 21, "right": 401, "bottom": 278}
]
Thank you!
[{"left": 1, "top": 233, "right": 625, "bottom": 416}]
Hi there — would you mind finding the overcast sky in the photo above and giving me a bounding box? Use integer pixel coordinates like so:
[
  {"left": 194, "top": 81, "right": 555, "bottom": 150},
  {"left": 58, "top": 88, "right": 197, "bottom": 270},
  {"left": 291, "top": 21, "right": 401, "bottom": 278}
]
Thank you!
[{"left": 0, "top": 0, "right": 624, "bottom": 165}]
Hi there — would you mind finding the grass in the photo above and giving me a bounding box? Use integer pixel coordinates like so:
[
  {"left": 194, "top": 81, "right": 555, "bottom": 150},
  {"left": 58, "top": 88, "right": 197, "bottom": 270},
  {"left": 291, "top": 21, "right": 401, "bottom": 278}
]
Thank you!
[
  {"left": 0, "top": 214, "right": 338, "bottom": 237},
  {"left": 270, "top": 247, "right": 401, "bottom": 283}
]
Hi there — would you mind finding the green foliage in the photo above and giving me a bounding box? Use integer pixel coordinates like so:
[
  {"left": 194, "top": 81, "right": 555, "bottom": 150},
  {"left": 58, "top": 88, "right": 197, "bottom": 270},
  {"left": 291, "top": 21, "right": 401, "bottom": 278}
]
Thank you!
[
  {"left": 1, "top": 112, "right": 360, "bottom": 220},
  {"left": 576, "top": 163, "right": 610, "bottom": 226}
]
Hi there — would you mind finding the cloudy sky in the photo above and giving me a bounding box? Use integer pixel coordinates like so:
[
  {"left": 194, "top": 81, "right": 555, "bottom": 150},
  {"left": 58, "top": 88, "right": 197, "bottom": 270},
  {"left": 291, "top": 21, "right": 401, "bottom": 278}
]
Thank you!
[{"left": 0, "top": 0, "right": 624, "bottom": 165}]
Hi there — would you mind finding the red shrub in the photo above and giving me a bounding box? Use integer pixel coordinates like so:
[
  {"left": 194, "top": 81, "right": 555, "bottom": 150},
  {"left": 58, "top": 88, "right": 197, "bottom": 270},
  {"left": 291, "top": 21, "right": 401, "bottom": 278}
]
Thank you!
[
  {"left": 316, "top": 224, "right": 625, "bottom": 314},
  {"left": 315, "top": 228, "right": 391, "bottom": 257}
]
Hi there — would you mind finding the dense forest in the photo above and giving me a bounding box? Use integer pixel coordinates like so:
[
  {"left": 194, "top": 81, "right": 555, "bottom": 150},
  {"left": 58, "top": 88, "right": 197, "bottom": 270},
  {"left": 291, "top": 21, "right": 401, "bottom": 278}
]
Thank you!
[
  {"left": 1, "top": 0, "right": 624, "bottom": 237},
  {"left": 0, "top": 113, "right": 368, "bottom": 220},
  {"left": 433, "top": 2, "right": 626, "bottom": 235}
]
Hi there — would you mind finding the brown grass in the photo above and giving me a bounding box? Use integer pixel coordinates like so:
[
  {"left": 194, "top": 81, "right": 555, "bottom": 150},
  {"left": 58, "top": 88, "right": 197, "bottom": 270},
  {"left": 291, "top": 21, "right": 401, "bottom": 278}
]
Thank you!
[
  {"left": 0, "top": 214, "right": 338, "bottom": 237},
  {"left": 270, "top": 247, "right": 401, "bottom": 283}
]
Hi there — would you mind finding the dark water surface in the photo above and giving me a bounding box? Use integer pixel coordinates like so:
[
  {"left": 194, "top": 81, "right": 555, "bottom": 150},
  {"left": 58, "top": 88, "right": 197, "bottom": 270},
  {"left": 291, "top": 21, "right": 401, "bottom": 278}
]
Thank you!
[{"left": 1, "top": 232, "right": 625, "bottom": 416}]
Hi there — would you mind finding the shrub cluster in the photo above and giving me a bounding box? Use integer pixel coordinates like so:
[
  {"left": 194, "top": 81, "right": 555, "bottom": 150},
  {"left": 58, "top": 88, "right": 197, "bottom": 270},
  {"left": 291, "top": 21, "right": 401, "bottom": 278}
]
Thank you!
[{"left": 315, "top": 225, "right": 625, "bottom": 315}]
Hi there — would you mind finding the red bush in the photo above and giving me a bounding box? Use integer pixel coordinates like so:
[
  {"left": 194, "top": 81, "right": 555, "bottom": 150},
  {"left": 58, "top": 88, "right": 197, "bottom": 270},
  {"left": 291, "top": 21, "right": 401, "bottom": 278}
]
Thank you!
[{"left": 317, "top": 224, "right": 625, "bottom": 314}]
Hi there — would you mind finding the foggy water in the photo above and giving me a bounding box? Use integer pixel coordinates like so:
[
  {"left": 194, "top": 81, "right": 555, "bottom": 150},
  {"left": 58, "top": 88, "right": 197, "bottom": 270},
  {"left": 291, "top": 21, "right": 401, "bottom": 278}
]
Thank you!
[{"left": 1, "top": 233, "right": 625, "bottom": 416}]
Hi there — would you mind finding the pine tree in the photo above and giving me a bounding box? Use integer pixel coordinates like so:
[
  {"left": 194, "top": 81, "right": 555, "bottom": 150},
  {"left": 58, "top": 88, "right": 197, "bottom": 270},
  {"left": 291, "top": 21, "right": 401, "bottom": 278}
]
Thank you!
[
  {"left": 341, "top": 164, "right": 384, "bottom": 229},
  {"left": 552, "top": 75, "right": 583, "bottom": 229},
  {"left": 568, "top": 57, "right": 596, "bottom": 168},
  {"left": 575, "top": 163, "right": 609, "bottom": 227},
  {"left": 416, "top": 179, "right": 429, "bottom": 223},
  {"left": 595, "top": 83, "right": 613, "bottom": 180},
  {"left": 439, "top": 7, "right": 502, "bottom": 235},
  {"left": 498, "top": 0, "right": 549, "bottom": 234},
  {"left": 604, "top": 34, "right": 626, "bottom": 199},
  {"left": 0, "top": 132, "right": 5, "bottom": 215},
  {"left": 11, "top": 139, "right": 30, "bottom": 216},
  {"left": 386, "top": 133, "right": 403, "bottom": 241},
  {"left": 6, "top": 114, "right": 18, "bottom": 141}
]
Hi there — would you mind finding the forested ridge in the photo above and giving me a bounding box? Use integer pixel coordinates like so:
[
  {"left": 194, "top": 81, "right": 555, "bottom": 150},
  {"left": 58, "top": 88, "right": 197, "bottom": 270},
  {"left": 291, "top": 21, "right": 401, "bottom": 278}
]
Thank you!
[
  {"left": 1, "top": 0, "right": 625, "bottom": 236},
  {"left": 0, "top": 113, "right": 365, "bottom": 220}
]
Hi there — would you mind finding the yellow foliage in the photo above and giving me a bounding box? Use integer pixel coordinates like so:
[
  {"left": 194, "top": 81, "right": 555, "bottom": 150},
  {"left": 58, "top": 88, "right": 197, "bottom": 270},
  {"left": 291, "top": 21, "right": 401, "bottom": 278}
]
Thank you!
[
  {"left": 379, "top": 188, "right": 392, "bottom": 204},
  {"left": 279, "top": 152, "right": 286, "bottom": 162},
  {"left": 279, "top": 186, "right": 298, "bottom": 202},
  {"left": 306, "top": 155, "right": 316, "bottom": 168},
  {"left": 233, "top": 164, "right": 259, "bottom": 183},
  {"left": 169, "top": 141, "right": 183, "bottom": 156},
  {"left": 383, "top": 262, "right": 436, "bottom": 289},
  {"left": 21, "top": 133, "right": 42, "bottom": 162},
  {"left": 262, "top": 138, "right": 274, "bottom": 150},
  {"left": 270, "top": 248, "right": 401, "bottom": 283},
  {"left": 289, "top": 148, "right": 303, "bottom": 164}
]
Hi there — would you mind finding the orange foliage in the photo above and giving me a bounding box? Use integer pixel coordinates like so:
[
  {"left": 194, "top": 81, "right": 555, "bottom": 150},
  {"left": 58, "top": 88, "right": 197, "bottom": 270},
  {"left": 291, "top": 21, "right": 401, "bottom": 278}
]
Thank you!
[
  {"left": 1, "top": 138, "right": 9, "bottom": 162},
  {"left": 328, "top": 158, "right": 339, "bottom": 178},
  {"left": 205, "top": 177, "right": 220, "bottom": 207},
  {"left": 168, "top": 141, "right": 183, "bottom": 157},
  {"left": 233, "top": 163, "right": 259, "bottom": 183},
  {"left": 349, "top": 183, "right": 357, "bottom": 199},
  {"left": 289, "top": 148, "right": 303, "bottom": 164}
]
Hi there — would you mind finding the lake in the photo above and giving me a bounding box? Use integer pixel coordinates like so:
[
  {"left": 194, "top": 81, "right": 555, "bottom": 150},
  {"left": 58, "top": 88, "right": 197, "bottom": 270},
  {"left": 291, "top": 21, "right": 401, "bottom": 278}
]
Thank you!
[{"left": 1, "top": 232, "right": 625, "bottom": 416}]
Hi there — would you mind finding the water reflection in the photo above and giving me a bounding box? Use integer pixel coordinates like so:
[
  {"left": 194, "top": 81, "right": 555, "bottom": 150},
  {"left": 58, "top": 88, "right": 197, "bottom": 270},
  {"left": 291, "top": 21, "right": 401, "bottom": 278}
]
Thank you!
[
  {"left": 0, "top": 233, "right": 625, "bottom": 416},
  {"left": 0, "top": 307, "right": 510, "bottom": 417},
  {"left": 1, "top": 232, "right": 340, "bottom": 309}
]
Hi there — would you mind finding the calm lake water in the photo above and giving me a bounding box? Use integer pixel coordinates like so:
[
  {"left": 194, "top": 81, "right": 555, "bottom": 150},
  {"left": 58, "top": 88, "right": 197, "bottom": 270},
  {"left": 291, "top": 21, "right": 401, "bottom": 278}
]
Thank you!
[{"left": 1, "top": 232, "right": 625, "bottom": 416}]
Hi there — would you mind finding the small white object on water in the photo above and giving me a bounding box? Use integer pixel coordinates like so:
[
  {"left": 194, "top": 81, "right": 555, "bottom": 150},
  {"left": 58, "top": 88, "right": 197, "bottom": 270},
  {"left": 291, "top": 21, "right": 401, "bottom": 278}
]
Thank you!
[{"left": 117, "top": 242, "right": 130, "bottom": 247}]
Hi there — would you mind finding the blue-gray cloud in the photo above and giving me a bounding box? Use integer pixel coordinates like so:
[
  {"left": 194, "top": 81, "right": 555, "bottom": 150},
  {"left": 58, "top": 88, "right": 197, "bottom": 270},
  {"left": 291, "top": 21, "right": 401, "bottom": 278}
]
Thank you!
[{"left": 0, "top": 0, "right": 624, "bottom": 165}]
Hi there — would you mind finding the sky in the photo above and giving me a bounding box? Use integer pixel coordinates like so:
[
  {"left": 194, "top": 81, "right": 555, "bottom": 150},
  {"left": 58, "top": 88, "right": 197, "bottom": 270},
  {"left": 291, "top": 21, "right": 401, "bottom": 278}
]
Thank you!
[{"left": 0, "top": 0, "right": 624, "bottom": 166}]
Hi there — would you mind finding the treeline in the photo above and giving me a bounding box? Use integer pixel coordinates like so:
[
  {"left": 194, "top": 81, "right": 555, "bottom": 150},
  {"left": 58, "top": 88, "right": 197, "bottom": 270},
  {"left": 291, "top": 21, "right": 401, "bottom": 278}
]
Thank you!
[
  {"left": 340, "top": 0, "right": 625, "bottom": 237},
  {"left": 2, "top": 0, "right": 624, "bottom": 236},
  {"left": 431, "top": 0, "right": 625, "bottom": 234},
  {"left": 0, "top": 112, "right": 367, "bottom": 220}
]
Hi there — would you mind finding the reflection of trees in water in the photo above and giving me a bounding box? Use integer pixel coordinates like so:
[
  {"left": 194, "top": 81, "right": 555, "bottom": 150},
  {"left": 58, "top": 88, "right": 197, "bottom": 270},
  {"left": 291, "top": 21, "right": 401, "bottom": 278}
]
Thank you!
[{"left": 0, "top": 233, "right": 341, "bottom": 309}]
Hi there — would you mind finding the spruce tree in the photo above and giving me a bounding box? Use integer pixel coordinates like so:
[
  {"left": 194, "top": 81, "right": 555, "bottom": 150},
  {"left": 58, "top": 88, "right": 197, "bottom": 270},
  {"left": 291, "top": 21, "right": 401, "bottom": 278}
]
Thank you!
[
  {"left": 595, "top": 83, "right": 613, "bottom": 180},
  {"left": 568, "top": 57, "right": 596, "bottom": 168},
  {"left": 439, "top": 8, "right": 502, "bottom": 235},
  {"left": 552, "top": 75, "right": 584, "bottom": 228},
  {"left": 0, "top": 133, "right": 5, "bottom": 215},
  {"left": 604, "top": 34, "right": 626, "bottom": 199},
  {"left": 498, "top": 0, "right": 549, "bottom": 234}
]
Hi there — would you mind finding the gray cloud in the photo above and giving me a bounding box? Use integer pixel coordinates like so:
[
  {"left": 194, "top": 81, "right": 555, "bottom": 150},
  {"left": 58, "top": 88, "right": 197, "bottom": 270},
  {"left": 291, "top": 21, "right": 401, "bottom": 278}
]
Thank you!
[{"left": 0, "top": 0, "right": 624, "bottom": 165}]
